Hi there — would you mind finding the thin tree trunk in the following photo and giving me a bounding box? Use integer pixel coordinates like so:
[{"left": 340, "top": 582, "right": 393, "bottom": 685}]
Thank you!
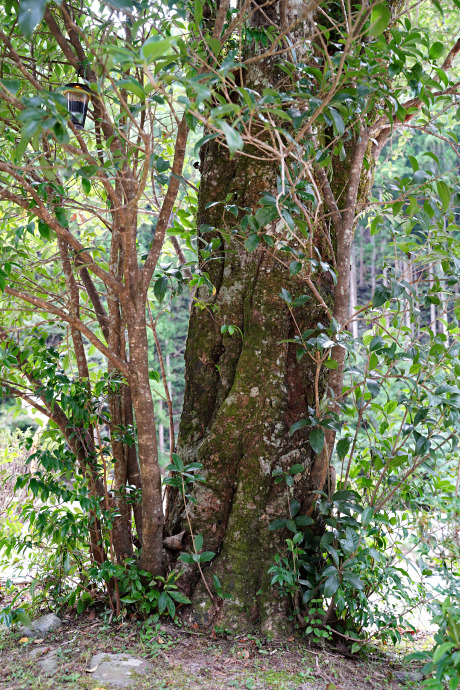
[
  {"left": 383, "top": 267, "right": 390, "bottom": 330},
  {"left": 359, "top": 228, "right": 364, "bottom": 288},
  {"left": 370, "top": 235, "right": 376, "bottom": 298},
  {"left": 127, "top": 310, "right": 164, "bottom": 575},
  {"left": 349, "top": 243, "right": 359, "bottom": 340}
]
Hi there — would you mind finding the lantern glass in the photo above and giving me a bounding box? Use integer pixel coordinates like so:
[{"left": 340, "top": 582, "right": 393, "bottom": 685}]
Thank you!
[{"left": 63, "top": 83, "right": 91, "bottom": 129}]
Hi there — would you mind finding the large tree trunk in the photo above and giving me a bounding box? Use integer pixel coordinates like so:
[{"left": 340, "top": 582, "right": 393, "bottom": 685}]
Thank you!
[
  {"left": 166, "top": 134, "right": 335, "bottom": 636},
  {"left": 165, "top": 0, "right": 380, "bottom": 637}
]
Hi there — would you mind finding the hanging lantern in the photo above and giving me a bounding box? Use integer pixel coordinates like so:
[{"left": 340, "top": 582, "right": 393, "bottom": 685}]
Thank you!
[{"left": 63, "top": 83, "right": 91, "bottom": 129}]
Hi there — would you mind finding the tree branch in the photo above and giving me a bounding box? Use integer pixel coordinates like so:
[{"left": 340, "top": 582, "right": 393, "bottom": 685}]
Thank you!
[
  {"left": 139, "top": 115, "right": 189, "bottom": 298},
  {"left": 314, "top": 165, "right": 343, "bottom": 234},
  {"left": 212, "top": 0, "right": 230, "bottom": 39},
  {"left": 0, "top": 181, "right": 123, "bottom": 298},
  {"left": 4, "top": 287, "right": 130, "bottom": 378}
]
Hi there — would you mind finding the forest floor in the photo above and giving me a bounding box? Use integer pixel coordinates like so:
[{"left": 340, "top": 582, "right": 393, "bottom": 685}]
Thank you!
[{"left": 0, "top": 607, "right": 433, "bottom": 690}]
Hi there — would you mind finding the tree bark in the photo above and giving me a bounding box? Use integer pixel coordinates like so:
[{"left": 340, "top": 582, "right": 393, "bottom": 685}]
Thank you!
[
  {"left": 349, "top": 243, "right": 359, "bottom": 340},
  {"left": 166, "top": 0, "right": 379, "bottom": 637},
  {"left": 127, "top": 308, "right": 164, "bottom": 575},
  {"left": 167, "top": 138, "right": 331, "bottom": 636}
]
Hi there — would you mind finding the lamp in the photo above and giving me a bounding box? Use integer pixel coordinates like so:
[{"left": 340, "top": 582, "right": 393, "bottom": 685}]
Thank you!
[{"left": 63, "top": 83, "right": 91, "bottom": 129}]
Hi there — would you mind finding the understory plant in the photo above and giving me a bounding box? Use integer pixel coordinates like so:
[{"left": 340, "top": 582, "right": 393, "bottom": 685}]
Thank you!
[{"left": 268, "top": 155, "right": 460, "bottom": 646}]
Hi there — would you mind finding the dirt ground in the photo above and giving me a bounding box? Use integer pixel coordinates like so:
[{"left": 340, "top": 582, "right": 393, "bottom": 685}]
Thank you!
[{"left": 0, "top": 608, "right": 432, "bottom": 690}]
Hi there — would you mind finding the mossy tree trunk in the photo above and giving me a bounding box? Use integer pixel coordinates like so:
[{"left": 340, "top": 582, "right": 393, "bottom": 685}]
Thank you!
[
  {"left": 167, "top": 137, "right": 337, "bottom": 635},
  {"left": 165, "top": 0, "right": 382, "bottom": 635}
]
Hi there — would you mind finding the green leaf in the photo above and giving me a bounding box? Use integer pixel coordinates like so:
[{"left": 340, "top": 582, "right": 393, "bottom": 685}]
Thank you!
[
  {"left": 198, "top": 551, "right": 215, "bottom": 562},
  {"left": 290, "top": 260, "right": 302, "bottom": 276},
  {"left": 17, "top": 0, "right": 48, "bottom": 39},
  {"left": 433, "top": 641, "right": 455, "bottom": 662},
  {"left": 289, "top": 464, "right": 304, "bottom": 475},
  {"left": 14, "top": 610, "right": 31, "bottom": 626},
  {"left": 0, "top": 79, "right": 21, "bottom": 96},
  {"left": 280, "top": 288, "right": 292, "bottom": 304},
  {"left": 254, "top": 205, "right": 278, "bottom": 227},
  {"left": 169, "top": 591, "right": 191, "bottom": 604},
  {"left": 166, "top": 595, "right": 175, "bottom": 618},
  {"left": 194, "top": 534, "right": 203, "bottom": 552},
  {"left": 154, "top": 275, "right": 168, "bottom": 302},
  {"left": 78, "top": 165, "right": 100, "bottom": 178},
  {"left": 328, "top": 107, "right": 345, "bottom": 136},
  {"left": 81, "top": 178, "right": 91, "bottom": 195},
  {"left": 373, "top": 283, "right": 391, "bottom": 308},
  {"left": 245, "top": 234, "right": 260, "bottom": 252},
  {"left": 194, "top": 0, "right": 203, "bottom": 23},
  {"left": 158, "top": 591, "right": 168, "bottom": 614},
  {"left": 367, "top": 379, "right": 380, "bottom": 398},
  {"left": 140, "top": 37, "right": 175, "bottom": 63},
  {"left": 105, "top": 0, "right": 136, "bottom": 11},
  {"left": 332, "top": 489, "right": 357, "bottom": 501},
  {"left": 178, "top": 553, "right": 194, "bottom": 565},
  {"left": 268, "top": 519, "right": 287, "bottom": 530},
  {"left": 368, "top": 3, "right": 391, "bottom": 36},
  {"left": 220, "top": 121, "right": 243, "bottom": 157},
  {"left": 361, "top": 506, "right": 373, "bottom": 526},
  {"left": 115, "top": 77, "right": 146, "bottom": 100},
  {"left": 342, "top": 572, "right": 364, "bottom": 590},
  {"left": 323, "top": 574, "right": 340, "bottom": 597},
  {"left": 55, "top": 207, "right": 69, "bottom": 227},
  {"left": 289, "top": 419, "right": 308, "bottom": 435},
  {"left": 38, "top": 221, "right": 51, "bottom": 241},
  {"left": 309, "top": 428, "right": 325, "bottom": 454},
  {"left": 295, "top": 515, "right": 314, "bottom": 527},
  {"left": 336, "top": 437, "right": 351, "bottom": 460},
  {"left": 156, "top": 157, "right": 170, "bottom": 173},
  {"left": 437, "top": 180, "right": 450, "bottom": 212},
  {"left": 429, "top": 42, "right": 445, "bottom": 60}
]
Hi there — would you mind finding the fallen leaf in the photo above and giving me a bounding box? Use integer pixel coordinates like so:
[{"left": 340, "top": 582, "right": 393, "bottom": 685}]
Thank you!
[
  {"left": 326, "top": 684, "right": 337, "bottom": 690},
  {"left": 33, "top": 638, "right": 44, "bottom": 644},
  {"left": 93, "top": 687, "right": 108, "bottom": 689},
  {"left": 19, "top": 637, "right": 29, "bottom": 643},
  {"left": 157, "top": 637, "right": 165, "bottom": 644},
  {"left": 86, "top": 666, "right": 98, "bottom": 673}
]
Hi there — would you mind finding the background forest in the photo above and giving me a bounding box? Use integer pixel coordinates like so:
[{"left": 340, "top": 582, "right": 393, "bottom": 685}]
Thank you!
[{"left": 0, "top": 0, "right": 460, "bottom": 688}]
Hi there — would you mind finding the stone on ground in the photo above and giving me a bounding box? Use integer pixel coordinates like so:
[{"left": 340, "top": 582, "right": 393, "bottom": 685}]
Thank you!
[
  {"left": 394, "top": 670, "right": 424, "bottom": 683},
  {"left": 88, "top": 653, "right": 153, "bottom": 688},
  {"left": 30, "top": 646, "right": 59, "bottom": 674},
  {"left": 19, "top": 613, "right": 62, "bottom": 637}
]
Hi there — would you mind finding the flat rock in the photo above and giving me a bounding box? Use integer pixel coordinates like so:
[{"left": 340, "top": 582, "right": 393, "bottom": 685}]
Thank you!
[
  {"left": 394, "top": 670, "right": 424, "bottom": 683},
  {"left": 88, "top": 653, "right": 153, "bottom": 688},
  {"left": 30, "top": 646, "right": 59, "bottom": 674},
  {"left": 19, "top": 613, "right": 62, "bottom": 638}
]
